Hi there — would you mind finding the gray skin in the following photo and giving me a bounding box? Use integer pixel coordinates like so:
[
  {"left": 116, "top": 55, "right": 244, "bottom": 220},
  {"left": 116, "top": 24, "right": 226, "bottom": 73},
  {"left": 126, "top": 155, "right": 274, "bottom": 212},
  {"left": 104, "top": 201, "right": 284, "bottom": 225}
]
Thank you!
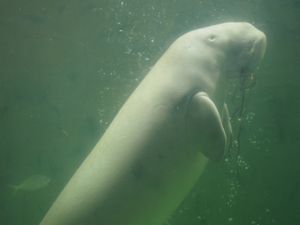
[{"left": 40, "top": 22, "right": 266, "bottom": 225}]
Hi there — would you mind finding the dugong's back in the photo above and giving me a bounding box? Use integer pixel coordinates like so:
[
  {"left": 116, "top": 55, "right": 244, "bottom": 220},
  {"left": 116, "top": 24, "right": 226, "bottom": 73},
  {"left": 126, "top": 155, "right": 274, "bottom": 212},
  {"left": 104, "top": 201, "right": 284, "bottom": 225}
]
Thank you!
[{"left": 40, "top": 22, "right": 266, "bottom": 225}]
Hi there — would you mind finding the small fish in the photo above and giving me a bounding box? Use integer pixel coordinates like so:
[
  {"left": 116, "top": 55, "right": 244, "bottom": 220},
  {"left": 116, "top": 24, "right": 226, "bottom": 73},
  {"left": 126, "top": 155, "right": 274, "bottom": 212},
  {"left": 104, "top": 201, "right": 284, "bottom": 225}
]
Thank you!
[{"left": 8, "top": 175, "right": 51, "bottom": 193}]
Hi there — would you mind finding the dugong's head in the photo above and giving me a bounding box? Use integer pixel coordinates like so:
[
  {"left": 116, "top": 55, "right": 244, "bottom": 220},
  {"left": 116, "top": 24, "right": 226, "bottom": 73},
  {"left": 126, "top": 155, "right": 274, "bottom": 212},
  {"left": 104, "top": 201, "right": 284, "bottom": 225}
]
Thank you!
[
  {"left": 154, "top": 22, "right": 266, "bottom": 98},
  {"left": 167, "top": 22, "right": 266, "bottom": 93},
  {"left": 201, "top": 22, "right": 267, "bottom": 79}
]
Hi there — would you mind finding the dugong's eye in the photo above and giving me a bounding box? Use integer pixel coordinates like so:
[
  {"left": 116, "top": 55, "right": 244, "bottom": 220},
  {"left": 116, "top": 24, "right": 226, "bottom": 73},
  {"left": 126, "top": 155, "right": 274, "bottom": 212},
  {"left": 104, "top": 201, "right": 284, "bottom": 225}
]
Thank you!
[{"left": 208, "top": 34, "right": 216, "bottom": 42}]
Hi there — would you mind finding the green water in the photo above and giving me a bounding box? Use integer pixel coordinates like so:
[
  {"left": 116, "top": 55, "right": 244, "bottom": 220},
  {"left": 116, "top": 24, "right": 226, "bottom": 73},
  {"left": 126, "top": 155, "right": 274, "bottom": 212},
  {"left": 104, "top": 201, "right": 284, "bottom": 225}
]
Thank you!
[{"left": 0, "top": 0, "right": 299, "bottom": 224}]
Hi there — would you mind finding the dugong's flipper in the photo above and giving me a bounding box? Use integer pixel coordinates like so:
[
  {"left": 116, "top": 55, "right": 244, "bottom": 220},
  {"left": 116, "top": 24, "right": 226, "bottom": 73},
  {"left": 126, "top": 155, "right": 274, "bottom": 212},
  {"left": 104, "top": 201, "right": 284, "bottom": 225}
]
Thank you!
[{"left": 187, "top": 92, "right": 227, "bottom": 161}]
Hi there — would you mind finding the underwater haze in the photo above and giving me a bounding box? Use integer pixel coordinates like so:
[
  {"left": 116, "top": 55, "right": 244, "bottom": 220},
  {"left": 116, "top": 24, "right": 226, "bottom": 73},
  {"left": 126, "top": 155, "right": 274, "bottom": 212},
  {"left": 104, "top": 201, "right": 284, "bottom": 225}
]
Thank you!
[{"left": 0, "top": 0, "right": 300, "bottom": 225}]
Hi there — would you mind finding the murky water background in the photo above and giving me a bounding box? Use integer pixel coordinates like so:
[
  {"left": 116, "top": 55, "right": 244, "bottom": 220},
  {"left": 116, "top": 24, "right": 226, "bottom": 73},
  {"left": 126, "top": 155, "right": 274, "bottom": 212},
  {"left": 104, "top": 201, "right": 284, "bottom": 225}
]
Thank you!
[{"left": 0, "top": 0, "right": 300, "bottom": 224}]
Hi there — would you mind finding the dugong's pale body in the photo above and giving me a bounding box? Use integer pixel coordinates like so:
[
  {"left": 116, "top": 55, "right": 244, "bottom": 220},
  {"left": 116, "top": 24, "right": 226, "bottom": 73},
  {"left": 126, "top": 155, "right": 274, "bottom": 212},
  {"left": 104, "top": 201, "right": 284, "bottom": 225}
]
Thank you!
[{"left": 40, "top": 22, "right": 266, "bottom": 225}]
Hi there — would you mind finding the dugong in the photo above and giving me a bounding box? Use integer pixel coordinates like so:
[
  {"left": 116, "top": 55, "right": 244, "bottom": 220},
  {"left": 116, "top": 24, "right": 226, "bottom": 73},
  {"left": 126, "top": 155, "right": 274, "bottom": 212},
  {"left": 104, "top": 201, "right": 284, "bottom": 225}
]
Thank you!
[{"left": 40, "top": 22, "right": 266, "bottom": 225}]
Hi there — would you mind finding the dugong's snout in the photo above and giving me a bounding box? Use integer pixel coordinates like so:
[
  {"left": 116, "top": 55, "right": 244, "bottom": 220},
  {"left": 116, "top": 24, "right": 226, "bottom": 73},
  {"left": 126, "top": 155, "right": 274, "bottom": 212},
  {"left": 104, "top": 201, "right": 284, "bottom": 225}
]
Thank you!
[
  {"left": 244, "top": 24, "right": 267, "bottom": 71},
  {"left": 250, "top": 28, "right": 267, "bottom": 69},
  {"left": 252, "top": 29, "right": 267, "bottom": 59},
  {"left": 217, "top": 22, "right": 267, "bottom": 79}
]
